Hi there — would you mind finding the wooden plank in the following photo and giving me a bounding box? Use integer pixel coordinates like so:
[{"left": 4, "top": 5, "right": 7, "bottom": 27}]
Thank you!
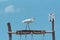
[{"left": 16, "top": 30, "right": 46, "bottom": 34}]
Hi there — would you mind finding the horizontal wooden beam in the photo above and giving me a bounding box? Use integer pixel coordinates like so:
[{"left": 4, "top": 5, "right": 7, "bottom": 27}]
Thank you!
[
  {"left": 8, "top": 30, "right": 53, "bottom": 35},
  {"left": 16, "top": 30, "right": 52, "bottom": 34}
]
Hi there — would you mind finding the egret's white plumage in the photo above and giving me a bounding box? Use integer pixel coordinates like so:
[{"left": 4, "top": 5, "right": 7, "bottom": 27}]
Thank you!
[{"left": 22, "top": 17, "right": 35, "bottom": 23}]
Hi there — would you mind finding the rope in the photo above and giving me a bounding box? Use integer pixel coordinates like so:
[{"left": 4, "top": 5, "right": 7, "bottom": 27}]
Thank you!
[
  {"left": 25, "top": 34, "right": 27, "bottom": 40},
  {"left": 43, "top": 34, "right": 45, "bottom": 40},
  {"left": 31, "top": 33, "right": 33, "bottom": 40},
  {"left": 20, "top": 35, "right": 21, "bottom": 40}
]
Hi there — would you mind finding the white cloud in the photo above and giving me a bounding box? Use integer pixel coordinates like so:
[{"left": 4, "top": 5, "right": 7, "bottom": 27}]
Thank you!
[
  {"left": 5, "top": 5, "right": 20, "bottom": 13},
  {"left": 5, "top": 5, "right": 15, "bottom": 13}
]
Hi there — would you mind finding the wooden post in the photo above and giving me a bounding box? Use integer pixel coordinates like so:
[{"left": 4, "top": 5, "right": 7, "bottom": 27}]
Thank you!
[
  {"left": 7, "top": 22, "right": 12, "bottom": 40},
  {"left": 52, "top": 18, "right": 55, "bottom": 40}
]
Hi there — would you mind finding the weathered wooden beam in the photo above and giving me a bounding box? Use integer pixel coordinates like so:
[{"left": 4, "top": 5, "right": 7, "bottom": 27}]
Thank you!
[
  {"left": 16, "top": 30, "right": 52, "bottom": 34},
  {"left": 8, "top": 30, "right": 53, "bottom": 34}
]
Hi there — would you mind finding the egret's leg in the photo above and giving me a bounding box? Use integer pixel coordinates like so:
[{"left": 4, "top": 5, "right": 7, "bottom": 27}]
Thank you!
[
  {"left": 26, "top": 23, "right": 30, "bottom": 30},
  {"left": 25, "top": 24, "right": 28, "bottom": 30},
  {"left": 27, "top": 24, "right": 30, "bottom": 30}
]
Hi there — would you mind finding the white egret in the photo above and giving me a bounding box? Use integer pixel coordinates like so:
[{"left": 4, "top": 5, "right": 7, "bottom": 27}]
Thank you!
[
  {"left": 22, "top": 17, "right": 35, "bottom": 30},
  {"left": 22, "top": 17, "right": 35, "bottom": 23}
]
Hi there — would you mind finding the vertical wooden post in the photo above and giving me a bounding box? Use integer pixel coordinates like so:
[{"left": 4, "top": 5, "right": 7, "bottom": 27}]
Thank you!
[
  {"left": 7, "top": 22, "right": 12, "bottom": 40},
  {"left": 52, "top": 18, "right": 55, "bottom": 40}
]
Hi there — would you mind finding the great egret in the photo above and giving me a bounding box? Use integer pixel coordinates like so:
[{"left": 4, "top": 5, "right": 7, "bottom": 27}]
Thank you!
[
  {"left": 22, "top": 17, "right": 35, "bottom": 30},
  {"left": 22, "top": 17, "right": 35, "bottom": 24}
]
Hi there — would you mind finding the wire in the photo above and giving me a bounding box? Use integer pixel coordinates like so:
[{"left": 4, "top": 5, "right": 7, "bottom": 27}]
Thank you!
[
  {"left": 43, "top": 34, "right": 45, "bottom": 40},
  {"left": 20, "top": 35, "right": 21, "bottom": 40},
  {"left": 31, "top": 33, "right": 33, "bottom": 40},
  {"left": 25, "top": 34, "right": 27, "bottom": 40}
]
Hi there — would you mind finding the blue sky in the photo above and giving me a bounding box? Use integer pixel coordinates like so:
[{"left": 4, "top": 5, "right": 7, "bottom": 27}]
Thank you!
[{"left": 0, "top": 0, "right": 60, "bottom": 40}]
